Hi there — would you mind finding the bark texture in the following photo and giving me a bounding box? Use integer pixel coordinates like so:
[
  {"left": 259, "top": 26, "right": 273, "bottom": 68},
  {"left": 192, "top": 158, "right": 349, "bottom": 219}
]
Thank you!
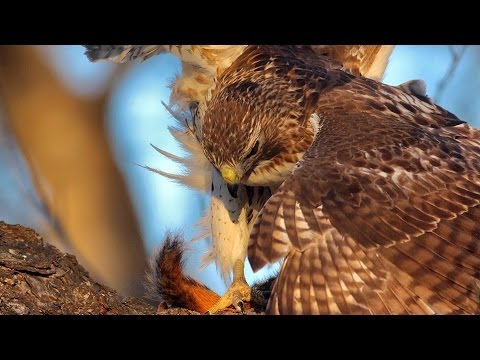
[
  {"left": 0, "top": 221, "right": 156, "bottom": 314},
  {"left": 0, "top": 221, "right": 252, "bottom": 315}
]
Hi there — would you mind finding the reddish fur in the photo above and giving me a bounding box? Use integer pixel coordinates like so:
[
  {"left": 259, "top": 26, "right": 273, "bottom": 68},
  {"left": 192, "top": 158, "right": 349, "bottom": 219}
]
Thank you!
[
  {"left": 148, "top": 232, "right": 275, "bottom": 313},
  {"left": 188, "top": 284, "right": 221, "bottom": 314},
  {"left": 147, "top": 233, "right": 219, "bottom": 313}
]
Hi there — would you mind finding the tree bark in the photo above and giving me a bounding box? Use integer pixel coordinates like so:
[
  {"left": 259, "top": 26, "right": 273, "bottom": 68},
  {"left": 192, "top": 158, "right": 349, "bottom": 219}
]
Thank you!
[
  {"left": 0, "top": 221, "right": 157, "bottom": 314},
  {"left": 0, "top": 221, "right": 264, "bottom": 315}
]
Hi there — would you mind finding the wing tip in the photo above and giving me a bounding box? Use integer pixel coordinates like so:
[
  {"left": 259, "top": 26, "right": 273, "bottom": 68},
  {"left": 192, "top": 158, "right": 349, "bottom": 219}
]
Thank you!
[{"left": 83, "top": 45, "right": 99, "bottom": 62}]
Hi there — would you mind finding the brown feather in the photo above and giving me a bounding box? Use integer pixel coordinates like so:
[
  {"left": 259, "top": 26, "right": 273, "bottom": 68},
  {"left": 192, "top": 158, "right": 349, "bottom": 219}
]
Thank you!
[{"left": 203, "top": 46, "right": 480, "bottom": 314}]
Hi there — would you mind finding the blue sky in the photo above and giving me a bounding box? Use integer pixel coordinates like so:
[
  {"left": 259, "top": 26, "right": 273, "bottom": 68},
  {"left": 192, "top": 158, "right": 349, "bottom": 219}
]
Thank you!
[{"left": 0, "top": 45, "right": 479, "bottom": 294}]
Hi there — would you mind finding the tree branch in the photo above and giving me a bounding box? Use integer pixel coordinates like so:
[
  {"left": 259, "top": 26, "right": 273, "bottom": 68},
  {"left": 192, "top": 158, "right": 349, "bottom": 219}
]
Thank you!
[
  {"left": 0, "top": 221, "right": 255, "bottom": 315},
  {"left": 0, "top": 221, "right": 158, "bottom": 314}
]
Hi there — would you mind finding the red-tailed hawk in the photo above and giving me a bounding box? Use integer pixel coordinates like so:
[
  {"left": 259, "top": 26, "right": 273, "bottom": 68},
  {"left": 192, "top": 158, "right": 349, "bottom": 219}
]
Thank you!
[
  {"left": 84, "top": 46, "right": 480, "bottom": 314},
  {"left": 203, "top": 46, "right": 480, "bottom": 314}
]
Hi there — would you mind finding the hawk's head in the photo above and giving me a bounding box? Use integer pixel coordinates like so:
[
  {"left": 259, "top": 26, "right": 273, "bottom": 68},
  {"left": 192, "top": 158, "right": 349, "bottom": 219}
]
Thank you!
[{"left": 200, "top": 46, "right": 318, "bottom": 187}]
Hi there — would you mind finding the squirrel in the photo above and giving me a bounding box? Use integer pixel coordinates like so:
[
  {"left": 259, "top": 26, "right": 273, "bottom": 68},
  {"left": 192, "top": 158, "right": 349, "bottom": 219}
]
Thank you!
[{"left": 146, "top": 232, "right": 276, "bottom": 314}]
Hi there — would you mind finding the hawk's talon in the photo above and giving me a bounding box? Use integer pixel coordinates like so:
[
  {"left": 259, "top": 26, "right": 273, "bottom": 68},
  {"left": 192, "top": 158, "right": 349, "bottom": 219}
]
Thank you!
[{"left": 207, "top": 259, "right": 251, "bottom": 314}]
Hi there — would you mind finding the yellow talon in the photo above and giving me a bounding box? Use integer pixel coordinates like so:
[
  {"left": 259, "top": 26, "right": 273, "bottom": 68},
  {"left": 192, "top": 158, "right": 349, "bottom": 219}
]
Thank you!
[{"left": 207, "top": 259, "right": 251, "bottom": 314}]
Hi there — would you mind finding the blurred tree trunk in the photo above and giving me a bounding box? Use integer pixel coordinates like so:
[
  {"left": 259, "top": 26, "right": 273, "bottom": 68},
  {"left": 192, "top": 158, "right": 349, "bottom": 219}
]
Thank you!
[{"left": 0, "top": 45, "right": 146, "bottom": 296}]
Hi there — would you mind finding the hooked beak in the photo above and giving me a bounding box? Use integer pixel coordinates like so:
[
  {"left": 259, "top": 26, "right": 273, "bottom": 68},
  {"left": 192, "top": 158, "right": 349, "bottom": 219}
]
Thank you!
[{"left": 220, "top": 165, "right": 239, "bottom": 184}]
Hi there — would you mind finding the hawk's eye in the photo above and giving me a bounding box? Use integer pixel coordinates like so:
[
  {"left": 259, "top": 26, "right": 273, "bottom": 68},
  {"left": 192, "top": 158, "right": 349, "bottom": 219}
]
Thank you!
[{"left": 245, "top": 140, "right": 260, "bottom": 160}]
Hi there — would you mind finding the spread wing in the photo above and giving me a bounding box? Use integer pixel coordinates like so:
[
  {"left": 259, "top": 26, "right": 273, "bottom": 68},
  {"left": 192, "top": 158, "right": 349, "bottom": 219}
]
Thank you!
[
  {"left": 84, "top": 45, "right": 166, "bottom": 63},
  {"left": 84, "top": 45, "right": 246, "bottom": 106},
  {"left": 248, "top": 73, "right": 480, "bottom": 314},
  {"left": 84, "top": 45, "right": 394, "bottom": 103}
]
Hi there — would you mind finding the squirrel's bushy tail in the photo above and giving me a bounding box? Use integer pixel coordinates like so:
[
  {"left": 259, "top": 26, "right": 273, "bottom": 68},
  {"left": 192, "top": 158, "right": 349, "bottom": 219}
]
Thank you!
[
  {"left": 147, "top": 231, "right": 277, "bottom": 313},
  {"left": 147, "top": 232, "right": 220, "bottom": 314}
]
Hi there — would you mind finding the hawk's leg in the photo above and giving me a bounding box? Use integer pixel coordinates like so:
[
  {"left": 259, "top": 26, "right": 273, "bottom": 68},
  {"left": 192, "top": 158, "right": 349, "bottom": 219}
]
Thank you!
[{"left": 207, "top": 259, "right": 251, "bottom": 314}]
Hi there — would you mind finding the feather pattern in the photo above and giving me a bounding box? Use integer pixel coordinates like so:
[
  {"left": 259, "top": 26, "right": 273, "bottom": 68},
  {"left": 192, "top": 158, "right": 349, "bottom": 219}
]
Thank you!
[
  {"left": 85, "top": 45, "right": 414, "bottom": 310},
  {"left": 219, "top": 46, "right": 480, "bottom": 314}
]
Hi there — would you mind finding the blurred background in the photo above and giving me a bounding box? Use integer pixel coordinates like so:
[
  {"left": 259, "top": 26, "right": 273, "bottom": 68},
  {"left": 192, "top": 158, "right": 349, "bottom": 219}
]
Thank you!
[{"left": 0, "top": 45, "right": 478, "bottom": 298}]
